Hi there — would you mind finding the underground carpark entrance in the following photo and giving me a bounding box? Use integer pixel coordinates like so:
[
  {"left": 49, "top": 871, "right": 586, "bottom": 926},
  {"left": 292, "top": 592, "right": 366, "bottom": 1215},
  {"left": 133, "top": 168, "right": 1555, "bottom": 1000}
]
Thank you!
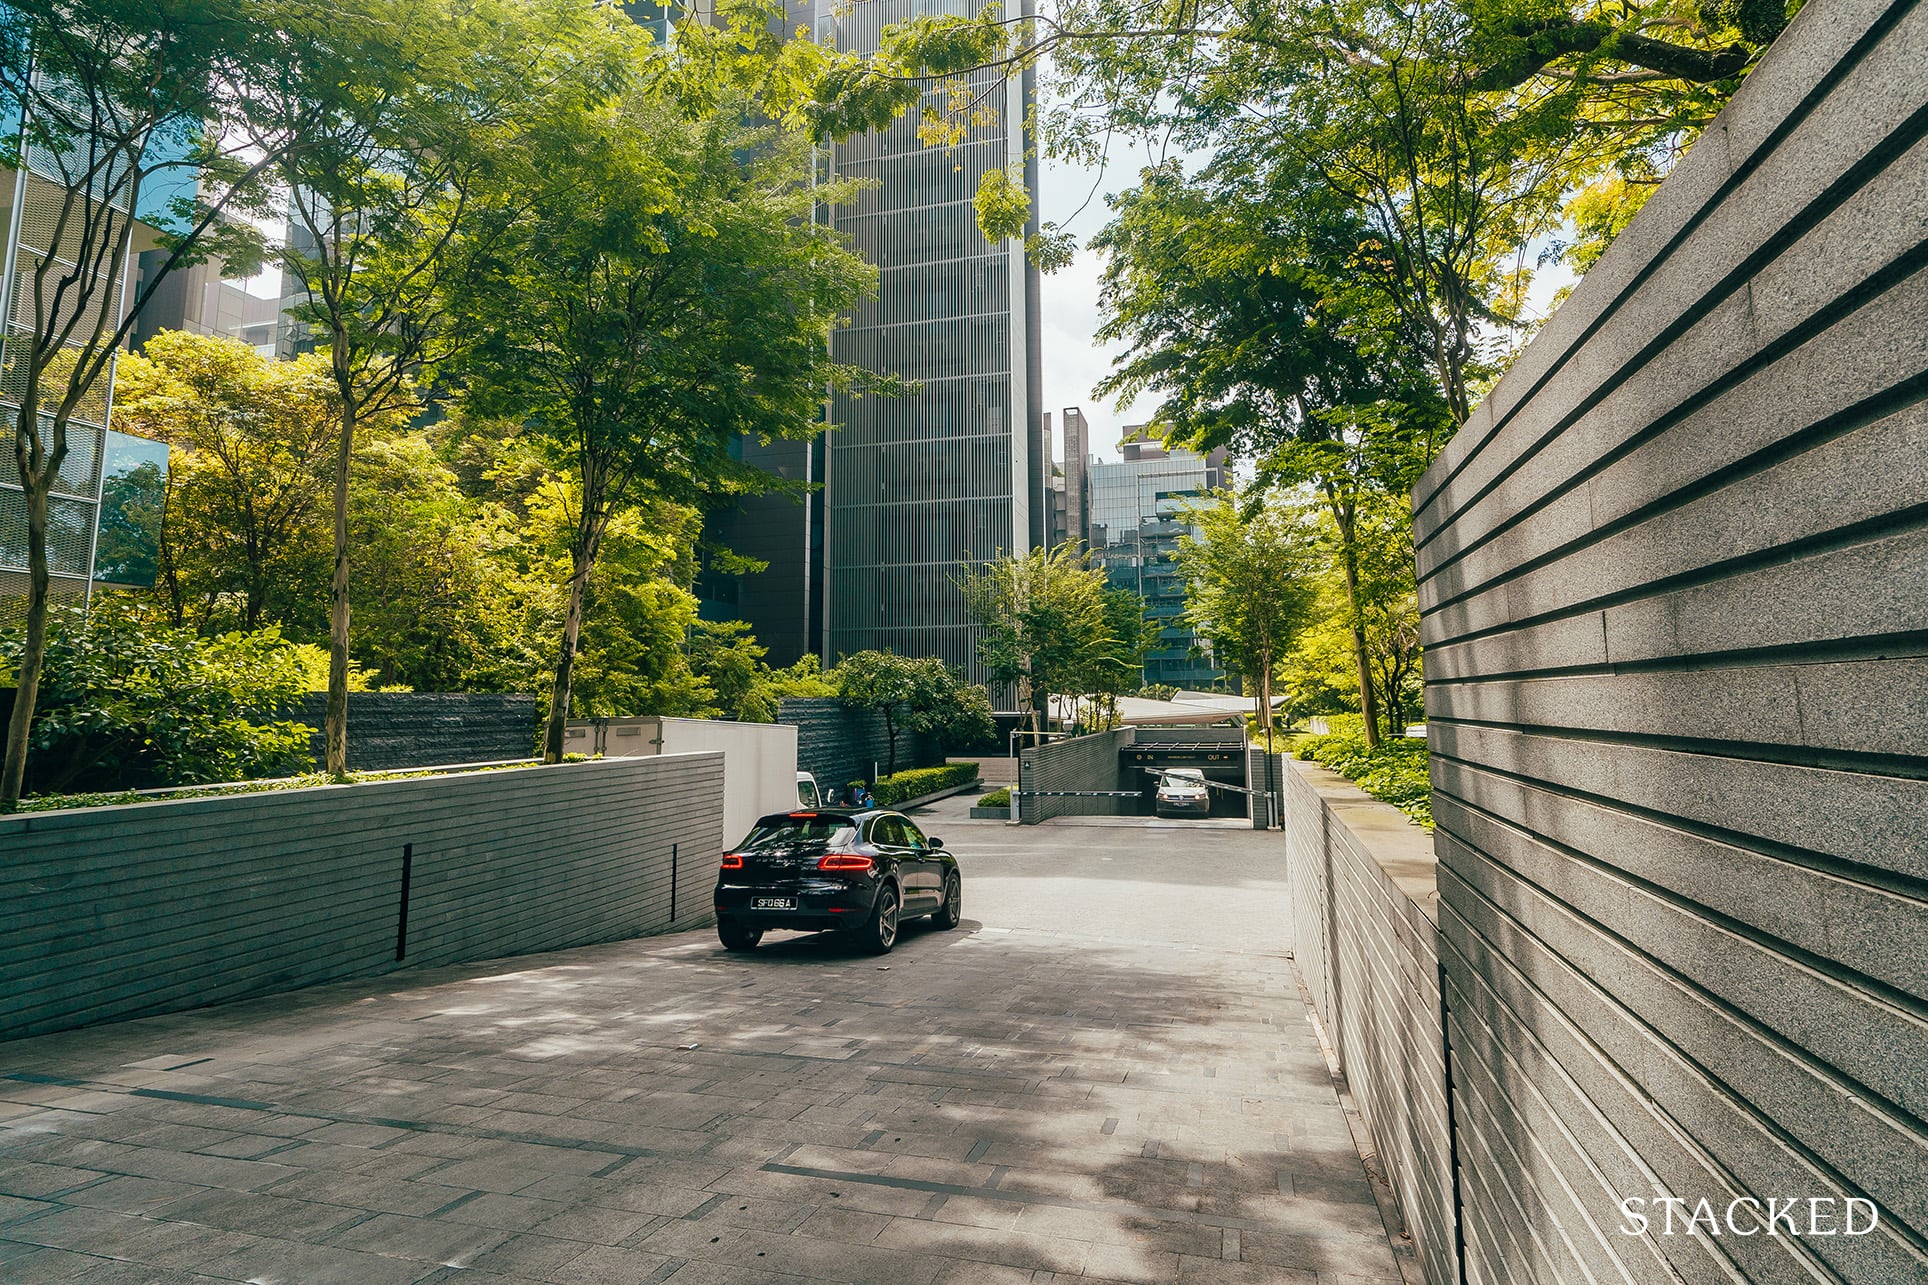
[{"left": 1012, "top": 725, "right": 1267, "bottom": 823}]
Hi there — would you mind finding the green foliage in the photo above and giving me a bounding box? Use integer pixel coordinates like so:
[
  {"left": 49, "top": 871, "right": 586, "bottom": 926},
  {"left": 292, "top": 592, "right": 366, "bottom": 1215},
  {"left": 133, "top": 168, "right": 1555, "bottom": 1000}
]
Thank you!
[
  {"left": 974, "top": 167, "right": 1030, "bottom": 241},
  {"left": 1176, "top": 490, "right": 1320, "bottom": 714},
  {"left": 1296, "top": 724, "right": 1433, "bottom": 828},
  {"left": 112, "top": 333, "right": 340, "bottom": 633},
  {"left": 865, "top": 762, "right": 982, "bottom": 807},
  {"left": 977, "top": 786, "right": 1010, "bottom": 808},
  {"left": 957, "top": 544, "right": 1109, "bottom": 730},
  {"left": 1276, "top": 601, "right": 1361, "bottom": 719},
  {"left": 1, "top": 605, "right": 312, "bottom": 796},
  {"left": 290, "top": 645, "right": 402, "bottom": 694},
  {"left": 1559, "top": 174, "right": 1660, "bottom": 277},
  {"left": 454, "top": 72, "right": 879, "bottom": 760},
  {"left": 832, "top": 651, "right": 989, "bottom": 774},
  {"left": 686, "top": 622, "right": 836, "bottom": 722},
  {"left": 913, "top": 680, "right": 998, "bottom": 752}
]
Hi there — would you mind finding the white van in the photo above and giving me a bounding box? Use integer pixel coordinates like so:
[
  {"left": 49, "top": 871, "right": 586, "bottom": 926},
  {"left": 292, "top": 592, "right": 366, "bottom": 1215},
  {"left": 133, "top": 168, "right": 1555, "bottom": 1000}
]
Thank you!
[{"left": 795, "top": 771, "right": 821, "bottom": 809}]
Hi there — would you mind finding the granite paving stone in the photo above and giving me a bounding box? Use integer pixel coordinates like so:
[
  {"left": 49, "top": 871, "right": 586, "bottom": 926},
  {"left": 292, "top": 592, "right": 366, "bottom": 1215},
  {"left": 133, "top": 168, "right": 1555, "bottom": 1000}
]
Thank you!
[{"left": 1, "top": 798, "right": 1402, "bottom": 1282}]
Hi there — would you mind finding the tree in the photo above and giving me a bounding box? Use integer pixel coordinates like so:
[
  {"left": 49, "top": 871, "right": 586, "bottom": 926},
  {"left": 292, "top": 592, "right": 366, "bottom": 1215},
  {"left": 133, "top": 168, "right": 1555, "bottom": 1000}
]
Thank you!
[
  {"left": 906, "top": 669, "right": 997, "bottom": 753},
  {"left": 832, "top": 651, "right": 937, "bottom": 778},
  {"left": 689, "top": 620, "right": 773, "bottom": 723},
  {"left": 0, "top": 0, "right": 286, "bottom": 809},
  {"left": 111, "top": 333, "right": 338, "bottom": 633},
  {"left": 261, "top": 0, "right": 628, "bottom": 776},
  {"left": 1176, "top": 492, "right": 1322, "bottom": 753},
  {"left": 957, "top": 544, "right": 1108, "bottom": 733},
  {"left": 1078, "top": 587, "right": 1151, "bottom": 731},
  {"left": 686, "top": 622, "right": 839, "bottom": 723},
  {"left": 1094, "top": 159, "right": 1449, "bottom": 744},
  {"left": 457, "top": 84, "right": 878, "bottom": 763},
  {"left": 1340, "top": 493, "right": 1426, "bottom": 739}
]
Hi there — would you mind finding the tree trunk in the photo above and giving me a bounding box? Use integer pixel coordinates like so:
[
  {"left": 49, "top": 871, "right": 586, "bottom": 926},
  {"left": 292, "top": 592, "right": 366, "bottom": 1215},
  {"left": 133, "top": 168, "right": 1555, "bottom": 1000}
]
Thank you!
[
  {"left": 542, "top": 483, "right": 609, "bottom": 765},
  {"left": 1335, "top": 512, "right": 1381, "bottom": 747},
  {"left": 324, "top": 394, "right": 355, "bottom": 778},
  {"left": 1259, "top": 644, "right": 1274, "bottom": 756},
  {"left": 0, "top": 471, "right": 52, "bottom": 811},
  {"left": 542, "top": 537, "right": 594, "bottom": 764}
]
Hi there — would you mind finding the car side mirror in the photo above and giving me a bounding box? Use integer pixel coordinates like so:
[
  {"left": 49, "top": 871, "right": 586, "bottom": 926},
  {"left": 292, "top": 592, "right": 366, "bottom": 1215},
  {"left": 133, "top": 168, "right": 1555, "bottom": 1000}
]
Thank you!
[{"left": 928, "top": 837, "right": 944, "bottom": 850}]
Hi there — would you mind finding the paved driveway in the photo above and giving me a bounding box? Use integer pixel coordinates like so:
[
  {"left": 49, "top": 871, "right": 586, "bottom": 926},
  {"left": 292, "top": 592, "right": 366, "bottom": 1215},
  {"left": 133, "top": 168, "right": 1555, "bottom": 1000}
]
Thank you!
[{"left": 1, "top": 801, "right": 1406, "bottom": 1285}]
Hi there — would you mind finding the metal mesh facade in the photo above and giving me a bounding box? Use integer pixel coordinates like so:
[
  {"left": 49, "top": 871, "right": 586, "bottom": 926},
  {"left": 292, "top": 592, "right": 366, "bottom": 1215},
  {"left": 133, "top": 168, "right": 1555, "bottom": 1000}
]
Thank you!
[{"left": 817, "top": 0, "right": 1040, "bottom": 679}]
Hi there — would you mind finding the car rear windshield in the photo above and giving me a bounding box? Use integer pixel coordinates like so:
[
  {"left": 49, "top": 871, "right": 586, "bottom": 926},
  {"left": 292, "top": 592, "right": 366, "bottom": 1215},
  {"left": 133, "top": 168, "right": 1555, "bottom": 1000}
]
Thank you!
[{"left": 738, "top": 816, "right": 858, "bottom": 851}]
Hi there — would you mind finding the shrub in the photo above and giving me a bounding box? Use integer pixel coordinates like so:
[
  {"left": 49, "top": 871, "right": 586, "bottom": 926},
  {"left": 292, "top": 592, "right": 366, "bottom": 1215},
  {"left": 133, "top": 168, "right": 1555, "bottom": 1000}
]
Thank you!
[
  {"left": 2, "top": 606, "right": 313, "bottom": 796},
  {"left": 865, "top": 762, "right": 980, "bottom": 806},
  {"left": 1296, "top": 726, "right": 1431, "bottom": 827},
  {"left": 977, "top": 786, "right": 1009, "bottom": 808}
]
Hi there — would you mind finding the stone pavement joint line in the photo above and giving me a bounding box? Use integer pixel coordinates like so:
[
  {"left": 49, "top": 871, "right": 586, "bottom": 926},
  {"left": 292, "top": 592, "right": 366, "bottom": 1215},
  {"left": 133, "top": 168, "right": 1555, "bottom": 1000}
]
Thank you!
[{"left": 1, "top": 800, "right": 1405, "bottom": 1284}]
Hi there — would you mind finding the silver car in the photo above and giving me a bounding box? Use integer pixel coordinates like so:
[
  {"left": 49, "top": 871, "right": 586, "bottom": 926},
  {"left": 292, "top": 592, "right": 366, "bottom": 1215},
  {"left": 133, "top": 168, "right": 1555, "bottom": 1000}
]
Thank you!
[{"left": 1154, "top": 768, "right": 1211, "bottom": 817}]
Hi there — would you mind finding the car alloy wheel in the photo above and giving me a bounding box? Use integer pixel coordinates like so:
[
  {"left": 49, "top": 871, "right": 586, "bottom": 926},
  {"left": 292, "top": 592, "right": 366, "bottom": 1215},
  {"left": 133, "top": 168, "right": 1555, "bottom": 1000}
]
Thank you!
[
  {"left": 931, "top": 874, "right": 961, "bottom": 930},
  {"left": 866, "top": 889, "right": 899, "bottom": 954}
]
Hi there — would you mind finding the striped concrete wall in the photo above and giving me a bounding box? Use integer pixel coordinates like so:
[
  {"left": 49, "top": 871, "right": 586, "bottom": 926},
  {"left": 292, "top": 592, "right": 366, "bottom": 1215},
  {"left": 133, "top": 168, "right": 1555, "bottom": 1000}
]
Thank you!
[
  {"left": 1285, "top": 761, "right": 1456, "bottom": 1285},
  {"left": 1413, "top": 0, "right": 1928, "bottom": 1280},
  {"left": 0, "top": 755, "right": 725, "bottom": 1043}
]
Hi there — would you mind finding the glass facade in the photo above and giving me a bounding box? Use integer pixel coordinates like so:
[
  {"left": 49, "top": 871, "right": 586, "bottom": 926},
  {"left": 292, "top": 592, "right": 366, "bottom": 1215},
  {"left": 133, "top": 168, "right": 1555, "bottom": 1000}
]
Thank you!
[
  {"left": 0, "top": 69, "right": 187, "bottom": 627},
  {"left": 816, "top": 0, "right": 1041, "bottom": 680},
  {"left": 1088, "top": 446, "right": 1229, "bottom": 690}
]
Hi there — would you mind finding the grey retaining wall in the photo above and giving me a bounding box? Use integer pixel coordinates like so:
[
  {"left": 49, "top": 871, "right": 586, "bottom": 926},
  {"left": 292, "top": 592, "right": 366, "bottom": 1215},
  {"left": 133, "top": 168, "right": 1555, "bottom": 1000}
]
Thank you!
[
  {"left": 294, "top": 692, "right": 539, "bottom": 771},
  {"left": 778, "top": 697, "right": 939, "bottom": 794},
  {"left": 0, "top": 754, "right": 724, "bottom": 1043},
  {"left": 1018, "top": 728, "right": 1135, "bottom": 821},
  {"left": 1285, "top": 761, "right": 1454, "bottom": 1285},
  {"left": 1410, "top": 0, "right": 1928, "bottom": 1280}
]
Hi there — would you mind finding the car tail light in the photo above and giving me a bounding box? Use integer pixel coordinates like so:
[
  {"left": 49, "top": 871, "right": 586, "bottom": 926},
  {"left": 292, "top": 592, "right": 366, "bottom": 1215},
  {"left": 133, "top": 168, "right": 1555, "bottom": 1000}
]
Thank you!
[
  {"left": 720, "top": 854, "right": 744, "bottom": 870},
  {"left": 817, "top": 853, "right": 874, "bottom": 873}
]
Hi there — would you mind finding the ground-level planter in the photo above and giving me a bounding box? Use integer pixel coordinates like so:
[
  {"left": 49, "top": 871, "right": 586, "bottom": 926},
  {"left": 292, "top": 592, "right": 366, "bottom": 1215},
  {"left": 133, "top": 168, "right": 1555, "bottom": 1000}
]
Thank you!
[
  {"left": 888, "top": 778, "right": 982, "bottom": 810},
  {"left": 969, "top": 805, "right": 1011, "bottom": 820}
]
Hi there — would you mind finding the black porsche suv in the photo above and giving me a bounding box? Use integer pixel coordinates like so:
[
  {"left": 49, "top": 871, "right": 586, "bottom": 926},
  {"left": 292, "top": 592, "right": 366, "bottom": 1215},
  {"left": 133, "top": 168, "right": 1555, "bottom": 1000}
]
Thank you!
[{"left": 713, "top": 809, "right": 962, "bottom": 955}]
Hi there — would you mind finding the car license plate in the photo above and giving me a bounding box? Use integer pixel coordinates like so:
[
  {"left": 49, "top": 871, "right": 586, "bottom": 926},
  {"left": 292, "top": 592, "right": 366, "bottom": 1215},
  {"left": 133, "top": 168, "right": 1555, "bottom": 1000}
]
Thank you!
[{"left": 752, "top": 896, "right": 796, "bottom": 910}]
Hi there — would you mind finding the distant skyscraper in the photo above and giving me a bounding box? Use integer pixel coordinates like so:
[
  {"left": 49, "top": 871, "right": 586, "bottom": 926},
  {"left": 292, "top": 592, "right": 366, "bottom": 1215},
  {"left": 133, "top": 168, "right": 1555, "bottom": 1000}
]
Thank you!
[
  {"left": 1056, "top": 405, "right": 1089, "bottom": 549},
  {"left": 1088, "top": 431, "right": 1231, "bottom": 690},
  {"left": 813, "top": 0, "right": 1042, "bottom": 680}
]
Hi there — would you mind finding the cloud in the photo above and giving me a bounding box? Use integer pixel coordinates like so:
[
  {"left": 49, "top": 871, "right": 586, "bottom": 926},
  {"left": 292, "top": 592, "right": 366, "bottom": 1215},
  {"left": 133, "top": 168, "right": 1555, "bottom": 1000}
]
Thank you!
[{"left": 1035, "top": 151, "right": 1162, "bottom": 462}]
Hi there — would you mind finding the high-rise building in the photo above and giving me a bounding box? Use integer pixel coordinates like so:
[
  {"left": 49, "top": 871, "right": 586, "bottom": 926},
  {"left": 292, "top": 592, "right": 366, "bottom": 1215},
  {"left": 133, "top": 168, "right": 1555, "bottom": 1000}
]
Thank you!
[
  {"left": 1088, "top": 429, "right": 1231, "bottom": 690},
  {"left": 806, "top": 0, "right": 1042, "bottom": 680},
  {"left": 1049, "top": 405, "right": 1090, "bottom": 550}
]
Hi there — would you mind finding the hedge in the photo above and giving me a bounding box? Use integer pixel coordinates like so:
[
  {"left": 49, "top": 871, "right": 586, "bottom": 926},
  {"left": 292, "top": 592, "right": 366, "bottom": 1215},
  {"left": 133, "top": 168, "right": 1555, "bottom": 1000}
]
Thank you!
[
  {"left": 853, "top": 762, "right": 980, "bottom": 806},
  {"left": 977, "top": 786, "right": 1010, "bottom": 808},
  {"left": 1295, "top": 725, "right": 1432, "bottom": 828}
]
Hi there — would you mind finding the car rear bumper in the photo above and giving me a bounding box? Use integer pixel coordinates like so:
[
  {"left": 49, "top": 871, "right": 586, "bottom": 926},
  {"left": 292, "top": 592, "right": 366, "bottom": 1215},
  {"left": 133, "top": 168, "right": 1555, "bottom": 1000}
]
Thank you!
[{"left": 715, "top": 879, "right": 878, "bottom": 932}]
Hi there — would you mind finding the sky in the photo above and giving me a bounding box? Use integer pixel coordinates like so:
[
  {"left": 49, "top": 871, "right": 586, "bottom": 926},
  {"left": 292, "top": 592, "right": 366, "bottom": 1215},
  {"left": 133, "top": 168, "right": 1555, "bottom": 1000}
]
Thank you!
[{"left": 1034, "top": 147, "right": 1164, "bottom": 464}]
